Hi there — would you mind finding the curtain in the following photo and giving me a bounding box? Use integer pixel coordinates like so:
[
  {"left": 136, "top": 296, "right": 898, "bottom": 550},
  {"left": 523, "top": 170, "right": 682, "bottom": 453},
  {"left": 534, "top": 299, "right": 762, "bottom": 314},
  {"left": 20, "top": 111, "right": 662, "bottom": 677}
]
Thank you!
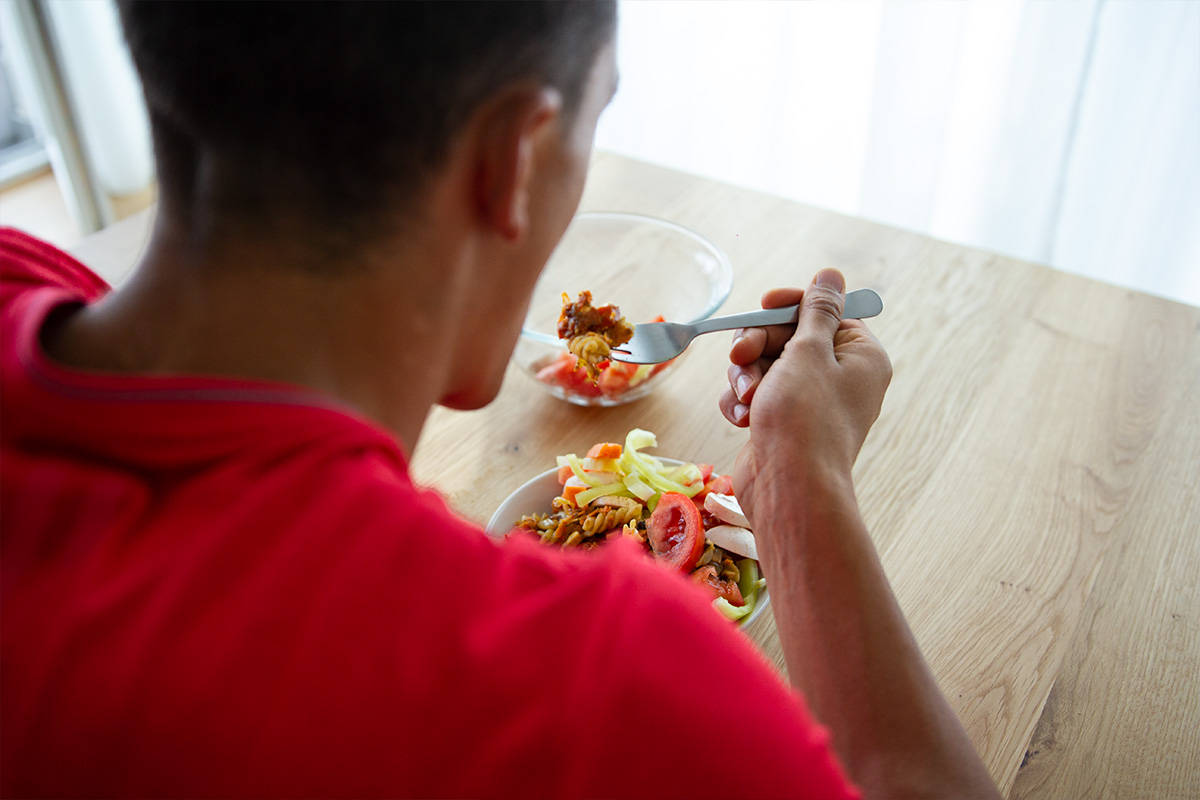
[
  {"left": 0, "top": 0, "right": 153, "bottom": 233},
  {"left": 595, "top": 0, "right": 1200, "bottom": 308}
]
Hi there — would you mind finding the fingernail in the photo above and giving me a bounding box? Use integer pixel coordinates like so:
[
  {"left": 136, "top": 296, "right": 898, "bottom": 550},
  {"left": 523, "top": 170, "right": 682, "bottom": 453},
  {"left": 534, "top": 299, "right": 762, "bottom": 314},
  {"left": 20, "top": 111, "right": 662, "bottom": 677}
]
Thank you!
[
  {"left": 736, "top": 374, "right": 753, "bottom": 401},
  {"left": 816, "top": 268, "right": 845, "bottom": 293},
  {"left": 732, "top": 403, "right": 748, "bottom": 423}
]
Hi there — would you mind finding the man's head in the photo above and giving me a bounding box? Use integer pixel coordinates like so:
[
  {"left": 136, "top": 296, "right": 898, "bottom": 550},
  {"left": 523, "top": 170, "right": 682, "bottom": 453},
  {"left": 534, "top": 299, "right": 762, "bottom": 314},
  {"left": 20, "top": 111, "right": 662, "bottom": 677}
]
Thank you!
[
  {"left": 117, "top": 0, "right": 617, "bottom": 252},
  {"left": 112, "top": 0, "right": 618, "bottom": 421}
]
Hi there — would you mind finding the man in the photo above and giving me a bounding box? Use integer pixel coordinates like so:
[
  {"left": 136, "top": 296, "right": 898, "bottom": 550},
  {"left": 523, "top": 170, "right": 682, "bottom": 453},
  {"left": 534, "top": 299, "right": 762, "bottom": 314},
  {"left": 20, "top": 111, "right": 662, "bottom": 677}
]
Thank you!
[{"left": 1, "top": 2, "right": 997, "bottom": 797}]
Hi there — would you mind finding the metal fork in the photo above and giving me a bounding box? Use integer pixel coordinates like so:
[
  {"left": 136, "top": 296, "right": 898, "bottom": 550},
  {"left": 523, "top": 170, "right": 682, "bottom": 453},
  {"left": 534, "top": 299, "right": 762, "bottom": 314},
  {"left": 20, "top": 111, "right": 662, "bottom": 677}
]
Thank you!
[{"left": 610, "top": 288, "right": 883, "bottom": 364}]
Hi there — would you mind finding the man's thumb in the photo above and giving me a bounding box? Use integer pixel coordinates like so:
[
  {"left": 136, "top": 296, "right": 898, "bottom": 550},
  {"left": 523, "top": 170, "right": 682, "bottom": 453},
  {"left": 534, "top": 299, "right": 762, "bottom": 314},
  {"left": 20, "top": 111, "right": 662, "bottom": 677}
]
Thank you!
[{"left": 797, "top": 268, "right": 846, "bottom": 339}]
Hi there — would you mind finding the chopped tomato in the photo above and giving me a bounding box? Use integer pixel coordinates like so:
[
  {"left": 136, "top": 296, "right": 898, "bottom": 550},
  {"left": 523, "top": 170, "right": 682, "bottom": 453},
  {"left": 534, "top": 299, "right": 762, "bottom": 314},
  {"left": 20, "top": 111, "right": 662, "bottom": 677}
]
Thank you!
[
  {"left": 586, "top": 441, "right": 623, "bottom": 459},
  {"left": 596, "top": 360, "right": 639, "bottom": 397},
  {"left": 722, "top": 581, "right": 745, "bottom": 606},
  {"left": 705, "top": 474, "right": 734, "bottom": 496},
  {"left": 684, "top": 465, "right": 715, "bottom": 506},
  {"left": 561, "top": 476, "right": 588, "bottom": 507},
  {"left": 537, "top": 352, "right": 649, "bottom": 399},
  {"left": 646, "top": 492, "right": 705, "bottom": 572},
  {"left": 692, "top": 472, "right": 734, "bottom": 508},
  {"left": 536, "top": 352, "right": 601, "bottom": 398},
  {"left": 691, "top": 565, "right": 745, "bottom": 606}
]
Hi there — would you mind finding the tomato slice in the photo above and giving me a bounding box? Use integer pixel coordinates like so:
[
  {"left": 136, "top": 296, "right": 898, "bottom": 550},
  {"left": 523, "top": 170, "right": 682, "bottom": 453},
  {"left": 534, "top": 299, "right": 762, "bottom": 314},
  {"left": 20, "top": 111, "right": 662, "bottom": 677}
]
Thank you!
[
  {"left": 646, "top": 492, "right": 705, "bottom": 572},
  {"left": 691, "top": 564, "right": 746, "bottom": 607}
]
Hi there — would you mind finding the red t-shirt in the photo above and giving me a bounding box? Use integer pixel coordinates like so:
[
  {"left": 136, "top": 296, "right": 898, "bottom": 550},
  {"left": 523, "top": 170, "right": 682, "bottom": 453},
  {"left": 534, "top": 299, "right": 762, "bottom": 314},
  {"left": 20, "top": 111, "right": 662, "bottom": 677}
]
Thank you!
[{"left": 0, "top": 227, "right": 858, "bottom": 799}]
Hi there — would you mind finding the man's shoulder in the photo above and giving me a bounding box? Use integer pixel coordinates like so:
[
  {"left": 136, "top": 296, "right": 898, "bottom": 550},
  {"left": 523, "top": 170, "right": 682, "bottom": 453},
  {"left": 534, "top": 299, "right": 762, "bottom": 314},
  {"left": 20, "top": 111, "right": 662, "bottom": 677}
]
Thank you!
[{"left": 0, "top": 227, "right": 110, "bottom": 304}]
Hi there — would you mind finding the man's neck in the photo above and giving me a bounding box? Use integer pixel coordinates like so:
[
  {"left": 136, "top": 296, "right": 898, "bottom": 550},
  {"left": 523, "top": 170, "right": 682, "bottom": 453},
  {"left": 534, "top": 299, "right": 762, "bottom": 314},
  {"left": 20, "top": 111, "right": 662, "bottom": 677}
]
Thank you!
[{"left": 41, "top": 217, "right": 468, "bottom": 456}]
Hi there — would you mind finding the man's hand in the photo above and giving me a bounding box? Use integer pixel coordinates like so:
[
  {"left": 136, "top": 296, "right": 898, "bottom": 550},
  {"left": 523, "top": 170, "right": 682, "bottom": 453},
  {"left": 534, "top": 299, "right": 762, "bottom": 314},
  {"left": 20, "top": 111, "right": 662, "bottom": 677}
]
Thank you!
[
  {"left": 718, "top": 268, "right": 891, "bottom": 528},
  {"left": 716, "top": 269, "right": 998, "bottom": 799}
]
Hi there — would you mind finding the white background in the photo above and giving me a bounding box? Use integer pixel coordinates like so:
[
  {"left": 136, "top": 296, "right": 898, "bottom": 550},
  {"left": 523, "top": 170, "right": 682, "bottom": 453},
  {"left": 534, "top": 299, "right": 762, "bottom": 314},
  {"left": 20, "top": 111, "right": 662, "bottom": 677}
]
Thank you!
[{"left": 595, "top": 0, "right": 1200, "bottom": 307}]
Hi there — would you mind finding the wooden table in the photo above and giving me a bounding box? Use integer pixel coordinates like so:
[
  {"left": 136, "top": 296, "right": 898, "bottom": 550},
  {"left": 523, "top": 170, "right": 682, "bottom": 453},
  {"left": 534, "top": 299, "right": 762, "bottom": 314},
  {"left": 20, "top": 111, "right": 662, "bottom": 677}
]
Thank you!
[{"left": 71, "top": 152, "right": 1200, "bottom": 798}]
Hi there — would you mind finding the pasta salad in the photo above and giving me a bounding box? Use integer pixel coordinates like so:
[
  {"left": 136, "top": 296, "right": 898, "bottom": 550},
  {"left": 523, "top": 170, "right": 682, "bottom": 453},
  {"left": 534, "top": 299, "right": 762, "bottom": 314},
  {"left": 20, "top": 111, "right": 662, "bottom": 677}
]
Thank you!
[{"left": 512, "top": 429, "right": 765, "bottom": 622}]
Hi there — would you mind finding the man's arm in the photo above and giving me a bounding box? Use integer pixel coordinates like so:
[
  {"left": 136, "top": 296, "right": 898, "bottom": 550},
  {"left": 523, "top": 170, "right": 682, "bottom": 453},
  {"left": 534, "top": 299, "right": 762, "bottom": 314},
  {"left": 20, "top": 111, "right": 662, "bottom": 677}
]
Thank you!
[{"left": 719, "top": 269, "right": 999, "bottom": 799}]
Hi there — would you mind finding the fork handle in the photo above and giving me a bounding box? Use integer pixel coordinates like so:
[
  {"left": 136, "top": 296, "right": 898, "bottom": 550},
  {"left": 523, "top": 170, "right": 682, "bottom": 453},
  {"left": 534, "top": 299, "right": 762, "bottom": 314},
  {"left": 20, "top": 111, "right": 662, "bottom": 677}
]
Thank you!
[{"left": 690, "top": 288, "right": 883, "bottom": 334}]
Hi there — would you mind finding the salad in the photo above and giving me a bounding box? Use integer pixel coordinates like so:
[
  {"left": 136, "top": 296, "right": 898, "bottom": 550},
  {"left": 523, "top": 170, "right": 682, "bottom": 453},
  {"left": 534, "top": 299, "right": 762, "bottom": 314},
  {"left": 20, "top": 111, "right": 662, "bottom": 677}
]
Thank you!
[
  {"left": 534, "top": 352, "right": 671, "bottom": 400},
  {"left": 513, "top": 428, "right": 765, "bottom": 622}
]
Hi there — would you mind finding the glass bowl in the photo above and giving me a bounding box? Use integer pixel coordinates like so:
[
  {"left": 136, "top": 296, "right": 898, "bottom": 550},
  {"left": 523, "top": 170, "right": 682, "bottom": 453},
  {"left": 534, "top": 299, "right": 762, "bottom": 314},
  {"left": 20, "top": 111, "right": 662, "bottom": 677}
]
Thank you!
[{"left": 514, "top": 212, "right": 733, "bottom": 406}]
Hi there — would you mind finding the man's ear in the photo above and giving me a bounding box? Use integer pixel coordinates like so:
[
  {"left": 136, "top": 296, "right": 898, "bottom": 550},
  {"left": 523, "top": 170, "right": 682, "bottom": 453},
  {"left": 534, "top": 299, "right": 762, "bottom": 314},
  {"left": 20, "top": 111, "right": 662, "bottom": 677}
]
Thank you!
[{"left": 471, "top": 86, "right": 563, "bottom": 241}]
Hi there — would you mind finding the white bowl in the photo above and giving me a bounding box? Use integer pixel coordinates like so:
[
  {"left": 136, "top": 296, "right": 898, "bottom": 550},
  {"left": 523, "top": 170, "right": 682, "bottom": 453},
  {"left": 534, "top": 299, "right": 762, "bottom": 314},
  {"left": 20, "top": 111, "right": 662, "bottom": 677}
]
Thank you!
[{"left": 486, "top": 464, "right": 769, "bottom": 627}]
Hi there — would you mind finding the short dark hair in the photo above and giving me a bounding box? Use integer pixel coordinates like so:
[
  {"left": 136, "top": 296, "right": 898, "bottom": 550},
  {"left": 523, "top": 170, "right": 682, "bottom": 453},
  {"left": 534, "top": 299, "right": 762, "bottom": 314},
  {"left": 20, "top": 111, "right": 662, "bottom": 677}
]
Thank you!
[{"left": 117, "top": 0, "right": 616, "bottom": 245}]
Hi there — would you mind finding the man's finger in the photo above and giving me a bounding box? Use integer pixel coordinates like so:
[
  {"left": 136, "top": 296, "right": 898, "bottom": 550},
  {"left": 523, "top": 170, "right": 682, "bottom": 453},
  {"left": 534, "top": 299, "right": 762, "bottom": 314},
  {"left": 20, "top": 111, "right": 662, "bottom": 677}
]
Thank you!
[
  {"left": 730, "top": 327, "right": 767, "bottom": 366},
  {"left": 794, "top": 268, "right": 845, "bottom": 342},
  {"left": 718, "top": 385, "right": 750, "bottom": 427},
  {"left": 728, "top": 361, "right": 764, "bottom": 404},
  {"left": 760, "top": 287, "right": 805, "bottom": 309}
]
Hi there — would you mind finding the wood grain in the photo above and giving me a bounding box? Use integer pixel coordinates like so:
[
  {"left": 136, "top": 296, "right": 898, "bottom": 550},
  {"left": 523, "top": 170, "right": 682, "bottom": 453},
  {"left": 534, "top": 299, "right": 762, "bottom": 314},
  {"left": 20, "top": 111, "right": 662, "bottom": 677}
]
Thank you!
[
  {"left": 1008, "top": 299, "right": 1200, "bottom": 798},
  {"left": 69, "top": 151, "right": 1200, "bottom": 799}
]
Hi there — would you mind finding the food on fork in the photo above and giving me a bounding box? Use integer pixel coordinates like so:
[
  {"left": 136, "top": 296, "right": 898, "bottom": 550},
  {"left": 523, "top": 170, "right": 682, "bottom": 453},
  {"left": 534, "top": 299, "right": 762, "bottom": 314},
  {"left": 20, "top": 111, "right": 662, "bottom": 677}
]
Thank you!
[
  {"left": 534, "top": 293, "right": 673, "bottom": 403},
  {"left": 556, "top": 290, "right": 635, "bottom": 381},
  {"left": 511, "top": 428, "right": 766, "bottom": 623}
]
